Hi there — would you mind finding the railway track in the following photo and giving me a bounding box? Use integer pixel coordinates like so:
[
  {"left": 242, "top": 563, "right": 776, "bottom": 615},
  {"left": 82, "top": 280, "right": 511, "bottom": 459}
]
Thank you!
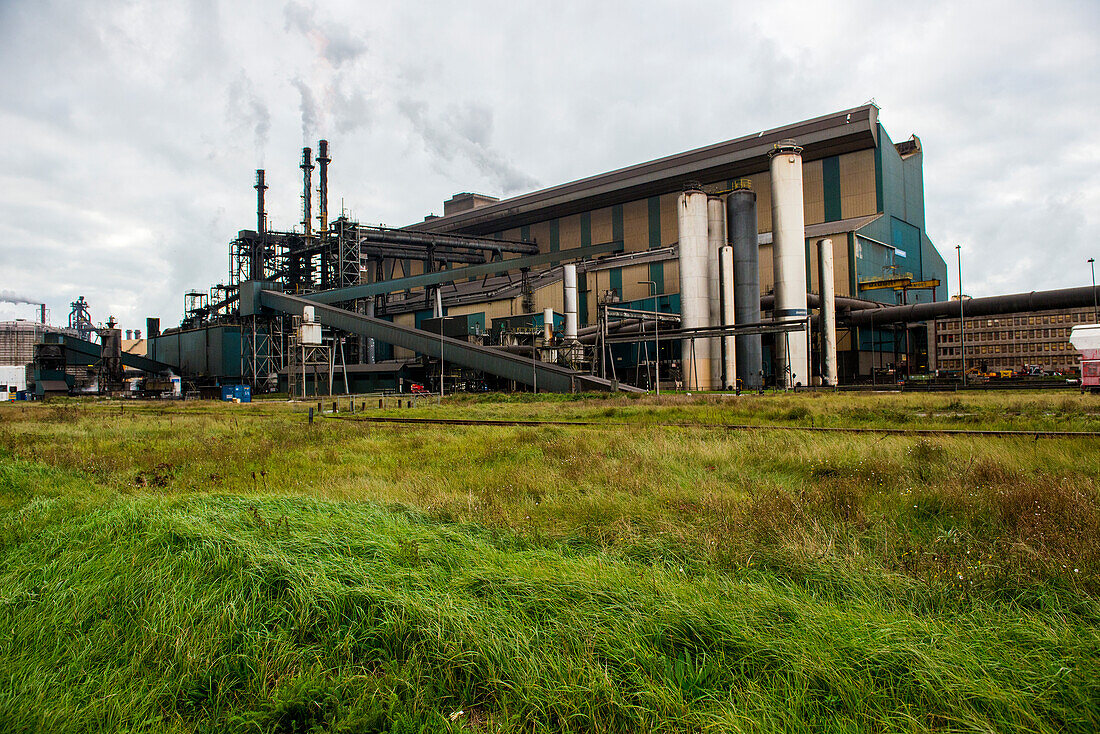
[{"left": 330, "top": 415, "right": 1100, "bottom": 439}]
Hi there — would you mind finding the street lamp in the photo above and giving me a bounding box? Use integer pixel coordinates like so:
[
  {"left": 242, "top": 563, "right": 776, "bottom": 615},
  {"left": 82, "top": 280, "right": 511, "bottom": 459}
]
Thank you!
[
  {"left": 1089, "top": 257, "right": 1097, "bottom": 322},
  {"left": 639, "top": 280, "right": 659, "bottom": 396},
  {"left": 957, "top": 245, "right": 966, "bottom": 387}
]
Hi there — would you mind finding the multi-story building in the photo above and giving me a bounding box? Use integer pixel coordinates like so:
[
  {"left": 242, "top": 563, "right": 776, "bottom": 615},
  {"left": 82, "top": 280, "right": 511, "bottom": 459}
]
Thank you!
[
  {"left": 934, "top": 307, "right": 1098, "bottom": 375},
  {"left": 402, "top": 103, "right": 949, "bottom": 383}
]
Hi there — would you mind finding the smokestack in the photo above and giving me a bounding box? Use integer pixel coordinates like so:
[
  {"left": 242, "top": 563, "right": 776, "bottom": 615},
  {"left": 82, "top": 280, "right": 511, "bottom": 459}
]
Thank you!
[
  {"left": 317, "top": 140, "right": 329, "bottom": 235},
  {"left": 255, "top": 169, "right": 267, "bottom": 234},
  {"left": 677, "top": 184, "right": 712, "bottom": 390},
  {"left": 563, "top": 264, "right": 578, "bottom": 341},
  {"left": 707, "top": 195, "right": 725, "bottom": 389},
  {"left": 818, "top": 238, "right": 838, "bottom": 386},
  {"left": 719, "top": 245, "right": 736, "bottom": 389},
  {"left": 769, "top": 140, "right": 809, "bottom": 388},
  {"left": 135, "top": 329, "right": 141, "bottom": 340},
  {"left": 39, "top": 303, "right": 46, "bottom": 325},
  {"left": 300, "top": 147, "right": 314, "bottom": 236},
  {"left": 727, "top": 180, "right": 762, "bottom": 389},
  {"left": 252, "top": 170, "right": 268, "bottom": 280},
  {"left": 146, "top": 317, "right": 160, "bottom": 339},
  {"left": 125, "top": 330, "right": 132, "bottom": 340}
]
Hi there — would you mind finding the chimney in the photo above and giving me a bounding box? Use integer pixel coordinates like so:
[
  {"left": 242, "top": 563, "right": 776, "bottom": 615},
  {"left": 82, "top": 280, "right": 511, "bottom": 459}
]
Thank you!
[
  {"left": 316, "top": 140, "right": 329, "bottom": 234},
  {"left": 300, "top": 147, "right": 314, "bottom": 236}
]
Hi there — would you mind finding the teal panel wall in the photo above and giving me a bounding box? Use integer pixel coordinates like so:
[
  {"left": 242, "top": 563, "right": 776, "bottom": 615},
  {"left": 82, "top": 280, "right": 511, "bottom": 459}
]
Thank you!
[
  {"left": 549, "top": 219, "right": 559, "bottom": 252},
  {"left": 822, "top": 156, "right": 841, "bottom": 222}
]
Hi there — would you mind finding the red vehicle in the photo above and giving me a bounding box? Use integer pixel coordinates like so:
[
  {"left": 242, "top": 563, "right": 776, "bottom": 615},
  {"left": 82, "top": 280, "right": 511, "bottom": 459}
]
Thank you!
[{"left": 408, "top": 382, "right": 430, "bottom": 394}]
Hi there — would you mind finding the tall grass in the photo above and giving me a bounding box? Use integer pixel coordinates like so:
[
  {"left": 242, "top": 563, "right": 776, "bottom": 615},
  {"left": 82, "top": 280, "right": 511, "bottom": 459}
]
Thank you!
[{"left": 0, "top": 395, "right": 1098, "bottom": 731}]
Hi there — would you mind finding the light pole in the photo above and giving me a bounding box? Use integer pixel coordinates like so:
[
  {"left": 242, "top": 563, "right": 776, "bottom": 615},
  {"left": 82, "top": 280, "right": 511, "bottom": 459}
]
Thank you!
[
  {"left": 640, "top": 280, "right": 659, "bottom": 395},
  {"left": 957, "top": 245, "right": 966, "bottom": 387},
  {"left": 1089, "top": 257, "right": 1097, "bottom": 322}
]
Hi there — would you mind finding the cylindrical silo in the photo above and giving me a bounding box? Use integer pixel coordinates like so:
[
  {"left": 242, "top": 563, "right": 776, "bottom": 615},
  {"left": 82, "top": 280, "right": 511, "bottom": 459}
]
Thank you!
[
  {"left": 677, "top": 186, "right": 711, "bottom": 390},
  {"left": 543, "top": 308, "right": 554, "bottom": 342},
  {"left": 563, "top": 264, "right": 578, "bottom": 341},
  {"left": 769, "top": 140, "right": 809, "bottom": 388},
  {"left": 707, "top": 196, "right": 726, "bottom": 389},
  {"left": 817, "top": 238, "right": 838, "bottom": 386},
  {"left": 719, "top": 244, "right": 736, "bottom": 389},
  {"left": 726, "top": 181, "right": 761, "bottom": 389}
]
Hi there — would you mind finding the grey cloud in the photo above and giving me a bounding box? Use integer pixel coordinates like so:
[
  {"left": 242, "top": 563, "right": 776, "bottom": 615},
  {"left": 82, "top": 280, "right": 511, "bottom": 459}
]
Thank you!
[{"left": 283, "top": 0, "right": 367, "bottom": 68}]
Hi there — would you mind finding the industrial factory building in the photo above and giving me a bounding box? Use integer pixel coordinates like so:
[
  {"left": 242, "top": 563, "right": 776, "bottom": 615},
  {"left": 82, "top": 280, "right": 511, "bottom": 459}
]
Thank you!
[
  {"left": 405, "top": 103, "right": 948, "bottom": 386},
  {"left": 115, "top": 104, "right": 1095, "bottom": 394}
]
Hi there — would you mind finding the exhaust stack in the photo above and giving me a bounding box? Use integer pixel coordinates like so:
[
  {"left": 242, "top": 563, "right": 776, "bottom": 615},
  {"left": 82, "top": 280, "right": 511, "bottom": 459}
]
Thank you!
[
  {"left": 317, "top": 140, "right": 330, "bottom": 234},
  {"left": 300, "top": 147, "right": 314, "bottom": 236},
  {"left": 769, "top": 140, "right": 809, "bottom": 388}
]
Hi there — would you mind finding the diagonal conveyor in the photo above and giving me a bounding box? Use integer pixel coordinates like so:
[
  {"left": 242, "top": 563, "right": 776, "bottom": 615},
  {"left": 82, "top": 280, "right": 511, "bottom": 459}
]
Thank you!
[{"left": 258, "top": 290, "right": 641, "bottom": 394}]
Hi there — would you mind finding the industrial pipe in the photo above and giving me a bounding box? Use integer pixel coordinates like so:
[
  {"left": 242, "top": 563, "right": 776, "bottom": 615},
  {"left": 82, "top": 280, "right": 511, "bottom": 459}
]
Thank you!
[
  {"left": 300, "top": 148, "right": 314, "bottom": 236},
  {"left": 846, "top": 286, "right": 1100, "bottom": 326},
  {"left": 317, "top": 140, "right": 330, "bottom": 235}
]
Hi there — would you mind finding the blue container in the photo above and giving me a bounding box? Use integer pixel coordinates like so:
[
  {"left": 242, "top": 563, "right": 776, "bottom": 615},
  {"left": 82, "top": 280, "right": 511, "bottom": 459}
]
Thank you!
[{"left": 220, "top": 385, "right": 251, "bottom": 402}]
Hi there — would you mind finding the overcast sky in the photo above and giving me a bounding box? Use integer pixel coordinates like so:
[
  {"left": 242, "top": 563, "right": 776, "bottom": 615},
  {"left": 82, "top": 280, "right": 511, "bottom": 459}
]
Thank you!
[{"left": 1, "top": 0, "right": 1097, "bottom": 328}]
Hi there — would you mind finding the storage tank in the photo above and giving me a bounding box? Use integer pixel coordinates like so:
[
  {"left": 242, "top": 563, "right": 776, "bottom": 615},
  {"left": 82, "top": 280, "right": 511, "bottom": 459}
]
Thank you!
[
  {"left": 707, "top": 196, "right": 726, "bottom": 389},
  {"left": 563, "top": 264, "right": 578, "bottom": 341},
  {"left": 677, "top": 186, "right": 712, "bottom": 390},
  {"left": 769, "top": 140, "right": 809, "bottom": 388},
  {"left": 726, "top": 181, "right": 761, "bottom": 388},
  {"left": 817, "top": 238, "right": 838, "bottom": 386},
  {"left": 718, "top": 244, "right": 736, "bottom": 389}
]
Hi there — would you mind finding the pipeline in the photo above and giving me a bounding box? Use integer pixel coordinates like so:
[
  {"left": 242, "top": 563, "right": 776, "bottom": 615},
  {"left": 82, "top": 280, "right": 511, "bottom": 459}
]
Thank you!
[{"left": 846, "top": 286, "right": 1099, "bottom": 326}]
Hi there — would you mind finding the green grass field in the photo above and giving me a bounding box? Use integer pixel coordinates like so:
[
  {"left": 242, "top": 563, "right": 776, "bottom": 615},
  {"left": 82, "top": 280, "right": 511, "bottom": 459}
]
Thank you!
[{"left": 1, "top": 392, "right": 1098, "bottom": 732}]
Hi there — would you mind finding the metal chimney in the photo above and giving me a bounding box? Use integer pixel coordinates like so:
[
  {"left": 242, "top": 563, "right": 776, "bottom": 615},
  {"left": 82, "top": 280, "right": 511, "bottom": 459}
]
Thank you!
[
  {"left": 300, "top": 147, "right": 314, "bottom": 236},
  {"left": 39, "top": 303, "right": 46, "bottom": 325},
  {"left": 255, "top": 169, "right": 267, "bottom": 234},
  {"left": 316, "top": 140, "right": 330, "bottom": 235}
]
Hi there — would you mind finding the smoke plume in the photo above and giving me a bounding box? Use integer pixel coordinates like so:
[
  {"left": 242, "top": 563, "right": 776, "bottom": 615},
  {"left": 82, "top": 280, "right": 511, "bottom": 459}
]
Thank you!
[
  {"left": 0, "top": 290, "right": 41, "bottom": 306},
  {"left": 291, "top": 77, "right": 318, "bottom": 144},
  {"left": 398, "top": 99, "right": 539, "bottom": 195}
]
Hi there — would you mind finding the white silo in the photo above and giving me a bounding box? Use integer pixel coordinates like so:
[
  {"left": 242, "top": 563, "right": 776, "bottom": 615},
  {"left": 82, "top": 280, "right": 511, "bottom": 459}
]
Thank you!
[
  {"left": 817, "top": 238, "right": 838, "bottom": 386},
  {"left": 769, "top": 140, "right": 809, "bottom": 388},
  {"left": 677, "top": 186, "right": 712, "bottom": 390}
]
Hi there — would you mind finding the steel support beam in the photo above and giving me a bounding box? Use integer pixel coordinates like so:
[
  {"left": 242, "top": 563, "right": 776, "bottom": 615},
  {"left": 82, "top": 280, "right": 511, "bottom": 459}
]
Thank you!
[
  {"left": 258, "top": 289, "right": 640, "bottom": 393},
  {"left": 302, "top": 241, "right": 623, "bottom": 305}
]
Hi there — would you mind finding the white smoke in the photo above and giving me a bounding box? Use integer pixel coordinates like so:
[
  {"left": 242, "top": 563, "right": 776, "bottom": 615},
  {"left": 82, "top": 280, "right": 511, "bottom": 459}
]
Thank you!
[
  {"left": 0, "top": 290, "right": 41, "bottom": 306},
  {"left": 291, "top": 77, "right": 318, "bottom": 144}
]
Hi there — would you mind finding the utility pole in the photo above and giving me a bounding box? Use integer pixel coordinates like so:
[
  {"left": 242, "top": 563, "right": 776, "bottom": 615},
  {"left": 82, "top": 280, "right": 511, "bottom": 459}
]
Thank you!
[
  {"left": 957, "top": 245, "right": 966, "bottom": 387},
  {"left": 640, "top": 280, "right": 659, "bottom": 396}
]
